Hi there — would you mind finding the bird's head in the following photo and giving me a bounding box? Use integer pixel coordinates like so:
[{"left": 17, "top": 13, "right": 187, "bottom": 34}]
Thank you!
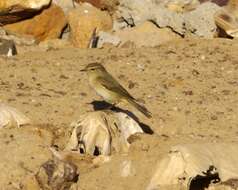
[{"left": 80, "top": 62, "right": 106, "bottom": 75}]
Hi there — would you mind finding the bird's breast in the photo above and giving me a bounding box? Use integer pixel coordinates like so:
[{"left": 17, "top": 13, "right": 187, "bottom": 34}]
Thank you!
[{"left": 89, "top": 77, "right": 117, "bottom": 103}]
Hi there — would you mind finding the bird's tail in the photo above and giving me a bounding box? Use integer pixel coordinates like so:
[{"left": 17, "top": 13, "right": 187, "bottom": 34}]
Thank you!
[{"left": 127, "top": 98, "right": 152, "bottom": 118}]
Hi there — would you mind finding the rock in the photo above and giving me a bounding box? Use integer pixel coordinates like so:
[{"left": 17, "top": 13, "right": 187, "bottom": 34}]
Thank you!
[
  {"left": 0, "top": 126, "right": 53, "bottom": 188},
  {"left": 214, "top": 0, "right": 238, "bottom": 38},
  {"left": 74, "top": 0, "right": 119, "bottom": 11},
  {"left": 147, "top": 143, "right": 238, "bottom": 190},
  {"left": 114, "top": 21, "right": 181, "bottom": 47},
  {"left": 3, "top": 4, "right": 67, "bottom": 42},
  {"left": 35, "top": 159, "right": 78, "bottom": 190},
  {"left": 0, "top": 39, "right": 17, "bottom": 56},
  {"left": 67, "top": 3, "right": 113, "bottom": 48},
  {"left": 184, "top": 2, "right": 222, "bottom": 37},
  {"left": 0, "top": 103, "right": 30, "bottom": 128},
  {"left": 97, "top": 31, "right": 121, "bottom": 48},
  {"left": 0, "top": 0, "right": 51, "bottom": 25},
  {"left": 53, "top": 0, "right": 75, "bottom": 13},
  {"left": 39, "top": 39, "right": 73, "bottom": 50},
  {"left": 65, "top": 110, "right": 143, "bottom": 155},
  {"left": 117, "top": 0, "right": 186, "bottom": 35},
  {"left": 117, "top": 0, "right": 222, "bottom": 38},
  {"left": 165, "top": 0, "right": 200, "bottom": 12}
]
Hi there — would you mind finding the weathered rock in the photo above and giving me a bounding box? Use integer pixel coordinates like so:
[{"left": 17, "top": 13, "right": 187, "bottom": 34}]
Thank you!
[
  {"left": 97, "top": 31, "right": 121, "bottom": 48},
  {"left": 0, "top": 27, "right": 37, "bottom": 45},
  {"left": 115, "top": 21, "right": 181, "bottom": 47},
  {"left": 147, "top": 143, "right": 238, "bottom": 190},
  {"left": 184, "top": 2, "right": 221, "bottom": 37},
  {"left": 117, "top": 0, "right": 222, "bottom": 38},
  {"left": 39, "top": 39, "right": 73, "bottom": 50},
  {"left": 0, "top": 126, "right": 53, "bottom": 189},
  {"left": 53, "top": 0, "right": 75, "bottom": 13},
  {"left": 65, "top": 110, "right": 143, "bottom": 155},
  {"left": 68, "top": 3, "right": 113, "bottom": 48},
  {"left": 165, "top": 0, "right": 200, "bottom": 12},
  {"left": 0, "top": 103, "right": 30, "bottom": 128},
  {"left": 3, "top": 4, "right": 67, "bottom": 41},
  {"left": 117, "top": 0, "right": 186, "bottom": 35},
  {"left": 214, "top": 0, "right": 238, "bottom": 38},
  {"left": 74, "top": 0, "right": 119, "bottom": 11},
  {"left": 0, "top": 38, "right": 17, "bottom": 56},
  {"left": 0, "top": 0, "right": 51, "bottom": 25},
  {"left": 35, "top": 159, "right": 78, "bottom": 190}
]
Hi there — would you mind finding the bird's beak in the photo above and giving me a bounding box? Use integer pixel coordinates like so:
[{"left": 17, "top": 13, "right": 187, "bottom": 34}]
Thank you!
[{"left": 80, "top": 68, "right": 86, "bottom": 72}]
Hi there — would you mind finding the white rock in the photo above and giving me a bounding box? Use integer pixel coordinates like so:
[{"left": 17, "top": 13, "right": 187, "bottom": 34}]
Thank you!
[
  {"left": 147, "top": 143, "right": 238, "bottom": 190},
  {"left": 65, "top": 110, "right": 143, "bottom": 155},
  {"left": 0, "top": 103, "right": 30, "bottom": 128}
]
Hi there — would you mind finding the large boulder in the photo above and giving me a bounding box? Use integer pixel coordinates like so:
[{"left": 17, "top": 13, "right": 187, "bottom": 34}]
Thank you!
[
  {"left": 3, "top": 4, "right": 67, "bottom": 42},
  {"left": 68, "top": 3, "right": 113, "bottom": 48},
  {"left": 0, "top": 0, "right": 51, "bottom": 24},
  {"left": 114, "top": 21, "right": 181, "bottom": 47}
]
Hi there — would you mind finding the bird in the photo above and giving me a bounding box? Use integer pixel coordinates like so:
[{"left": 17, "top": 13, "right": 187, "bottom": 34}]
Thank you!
[{"left": 80, "top": 62, "right": 152, "bottom": 118}]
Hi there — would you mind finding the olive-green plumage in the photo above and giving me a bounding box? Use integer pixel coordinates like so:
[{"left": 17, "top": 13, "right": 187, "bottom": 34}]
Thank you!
[{"left": 81, "top": 63, "right": 152, "bottom": 118}]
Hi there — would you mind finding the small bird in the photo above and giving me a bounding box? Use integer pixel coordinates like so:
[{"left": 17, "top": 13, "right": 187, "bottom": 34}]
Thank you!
[{"left": 81, "top": 63, "right": 152, "bottom": 118}]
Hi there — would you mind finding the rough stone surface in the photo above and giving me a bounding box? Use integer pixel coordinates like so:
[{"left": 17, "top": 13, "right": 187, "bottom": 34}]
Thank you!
[
  {"left": 97, "top": 31, "right": 121, "bottom": 48},
  {"left": 117, "top": 0, "right": 186, "bottom": 34},
  {"left": 0, "top": 126, "right": 53, "bottom": 189},
  {"left": 0, "top": 0, "right": 51, "bottom": 25},
  {"left": 68, "top": 3, "right": 113, "bottom": 48},
  {"left": 3, "top": 4, "right": 67, "bottom": 41},
  {"left": 165, "top": 0, "right": 200, "bottom": 12},
  {"left": 184, "top": 2, "right": 221, "bottom": 37},
  {"left": 117, "top": 0, "right": 222, "bottom": 37},
  {"left": 114, "top": 21, "right": 181, "bottom": 47},
  {"left": 53, "top": 0, "right": 75, "bottom": 13}
]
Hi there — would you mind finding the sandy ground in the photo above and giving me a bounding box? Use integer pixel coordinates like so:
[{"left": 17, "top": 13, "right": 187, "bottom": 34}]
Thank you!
[{"left": 1, "top": 38, "right": 238, "bottom": 189}]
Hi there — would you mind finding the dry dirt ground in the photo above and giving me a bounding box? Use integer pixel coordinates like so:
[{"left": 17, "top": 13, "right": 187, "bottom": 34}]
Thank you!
[{"left": 1, "top": 38, "right": 238, "bottom": 190}]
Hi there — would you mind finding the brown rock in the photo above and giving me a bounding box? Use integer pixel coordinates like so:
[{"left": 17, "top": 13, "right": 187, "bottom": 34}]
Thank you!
[
  {"left": 0, "top": 0, "right": 51, "bottom": 24},
  {"left": 74, "top": 0, "right": 119, "bottom": 11},
  {"left": 115, "top": 21, "right": 181, "bottom": 48},
  {"left": 68, "top": 3, "right": 112, "bottom": 48},
  {"left": 3, "top": 4, "right": 67, "bottom": 41}
]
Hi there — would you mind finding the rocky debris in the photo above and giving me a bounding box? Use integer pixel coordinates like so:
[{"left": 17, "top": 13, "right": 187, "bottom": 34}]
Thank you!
[
  {"left": 99, "top": 21, "right": 181, "bottom": 48},
  {"left": 184, "top": 2, "right": 221, "bottom": 37},
  {"left": 214, "top": 0, "right": 238, "bottom": 38},
  {"left": 0, "top": 0, "right": 51, "bottom": 25},
  {"left": 117, "top": 0, "right": 185, "bottom": 34},
  {"left": 35, "top": 159, "right": 78, "bottom": 190},
  {"left": 0, "top": 27, "right": 37, "bottom": 45},
  {"left": 165, "top": 0, "right": 200, "bottom": 12},
  {"left": 0, "top": 38, "right": 17, "bottom": 56},
  {"left": 147, "top": 143, "right": 238, "bottom": 190},
  {"left": 67, "top": 3, "right": 113, "bottom": 48},
  {"left": 117, "top": 1, "right": 222, "bottom": 37},
  {"left": 74, "top": 0, "right": 119, "bottom": 11},
  {"left": 39, "top": 39, "right": 73, "bottom": 50},
  {"left": 3, "top": 3, "right": 67, "bottom": 42},
  {"left": 97, "top": 31, "right": 121, "bottom": 48},
  {"left": 65, "top": 110, "right": 144, "bottom": 155},
  {"left": 200, "top": 0, "right": 229, "bottom": 6},
  {"left": 53, "top": 0, "right": 75, "bottom": 13},
  {"left": 114, "top": 21, "right": 181, "bottom": 47},
  {"left": 0, "top": 103, "right": 30, "bottom": 128},
  {"left": 0, "top": 126, "right": 53, "bottom": 189}
]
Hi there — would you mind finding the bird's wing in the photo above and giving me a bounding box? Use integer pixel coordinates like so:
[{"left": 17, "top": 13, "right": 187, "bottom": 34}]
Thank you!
[{"left": 96, "top": 76, "right": 135, "bottom": 100}]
